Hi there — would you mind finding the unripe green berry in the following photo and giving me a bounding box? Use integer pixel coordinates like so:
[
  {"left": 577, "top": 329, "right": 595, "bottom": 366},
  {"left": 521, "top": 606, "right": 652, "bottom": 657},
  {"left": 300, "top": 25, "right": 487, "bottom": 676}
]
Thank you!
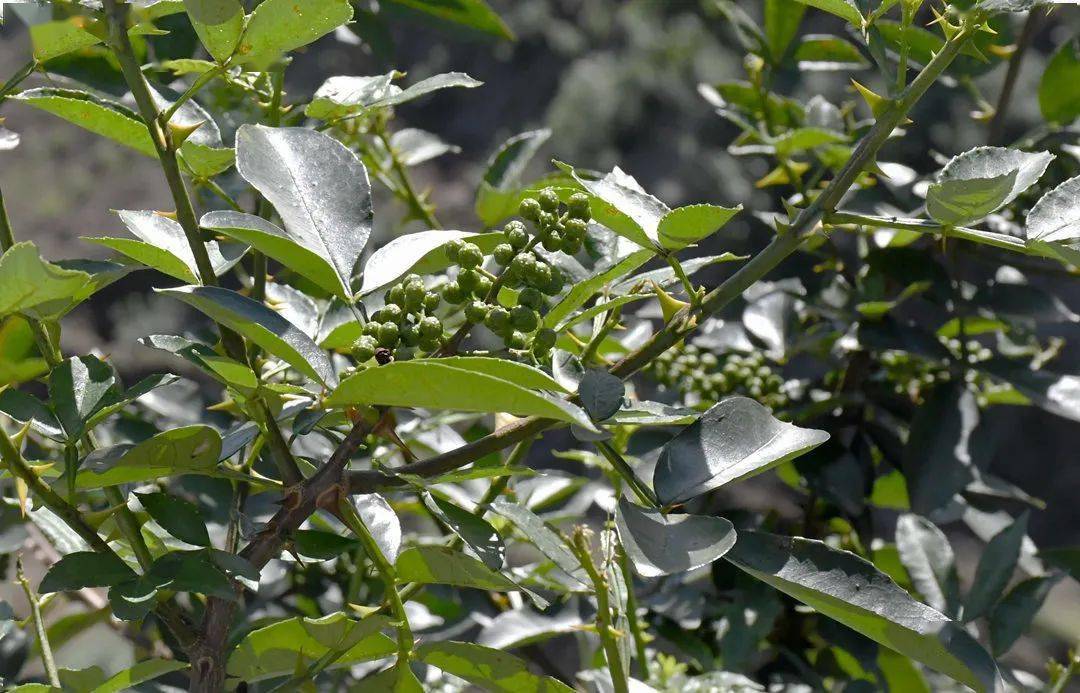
[
  {"left": 538, "top": 188, "right": 560, "bottom": 212},
  {"left": 519, "top": 198, "right": 542, "bottom": 222},
  {"left": 542, "top": 231, "right": 563, "bottom": 252},
  {"left": 379, "top": 304, "right": 404, "bottom": 323},
  {"left": 458, "top": 243, "right": 484, "bottom": 269},
  {"left": 465, "top": 300, "right": 489, "bottom": 323},
  {"left": 493, "top": 243, "right": 516, "bottom": 266},
  {"left": 510, "top": 252, "right": 535, "bottom": 277},
  {"left": 511, "top": 305, "right": 539, "bottom": 332},
  {"left": 419, "top": 338, "right": 440, "bottom": 353},
  {"left": 568, "top": 192, "right": 590, "bottom": 219},
  {"left": 534, "top": 328, "right": 557, "bottom": 350},
  {"left": 400, "top": 323, "right": 421, "bottom": 347},
  {"left": 518, "top": 287, "right": 543, "bottom": 309},
  {"left": 377, "top": 322, "right": 400, "bottom": 348},
  {"left": 475, "top": 275, "right": 493, "bottom": 297},
  {"left": 445, "top": 239, "right": 464, "bottom": 262},
  {"left": 525, "top": 261, "right": 552, "bottom": 289},
  {"left": 386, "top": 284, "right": 406, "bottom": 306},
  {"left": 423, "top": 292, "right": 441, "bottom": 312},
  {"left": 506, "top": 223, "right": 529, "bottom": 250},
  {"left": 362, "top": 321, "right": 381, "bottom": 337},
  {"left": 542, "top": 267, "right": 565, "bottom": 296},
  {"left": 457, "top": 269, "right": 481, "bottom": 293},
  {"left": 485, "top": 306, "right": 510, "bottom": 332},
  {"left": 352, "top": 335, "right": 378, "bottom": 362},
  {"left": 403, "top": 274, "right": 421, "bottom": 286},
  {"left": 405, "top": 282, "right": 426, "bottom": 312},
  {"left": 442, "top": 281, "right": 465, "bottom": 304},
  {"left": 564, "top": 218, "right": 587, "bottom": 237},
  {"left": 419, "top": 316, "right": 443, "bottom": 340},
  {"left": 505, "top": 330, "right": 528, "bottom": 349}
]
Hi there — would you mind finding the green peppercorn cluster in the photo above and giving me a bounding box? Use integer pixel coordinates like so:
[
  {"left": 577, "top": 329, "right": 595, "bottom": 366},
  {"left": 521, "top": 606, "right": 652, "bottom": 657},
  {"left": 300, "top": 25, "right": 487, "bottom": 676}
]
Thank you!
[
  {"left": 880, "top": 338, "right": 1001, "bottom": 404},
  {"left": 648, "top": 343, "right": 788, "bottom": 409},
  {"left": 352, "top": 274, "right": 444, "bottom": 362},
  {"left": 439, "top": 189, "right": 591, "bottom": 355}
]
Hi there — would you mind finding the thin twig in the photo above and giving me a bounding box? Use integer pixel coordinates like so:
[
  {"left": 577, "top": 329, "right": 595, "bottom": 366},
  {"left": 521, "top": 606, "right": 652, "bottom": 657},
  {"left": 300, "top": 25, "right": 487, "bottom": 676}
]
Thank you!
[{"left": 17, "top": 557, "right": 60, "bottom": 688}]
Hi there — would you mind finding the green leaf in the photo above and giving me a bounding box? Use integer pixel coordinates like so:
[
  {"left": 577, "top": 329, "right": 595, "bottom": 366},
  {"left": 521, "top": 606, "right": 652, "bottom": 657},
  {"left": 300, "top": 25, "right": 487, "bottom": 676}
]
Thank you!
[
  {"left": 989, "top": 573, "right": 1063, "bottom": 655},
  {"left": 1026, "top": 175, "right": 1080, "bottom": 244},
  {"left": 963, "top": 512, "right": 1028, "bottom": 622},
  {"left": 423, "top": 493, "right": 505, "bottom": 570},
  {"left": 135, "top": 491, "right": 211, "bottom": 547},
  {"left": 1040, "top": 547, "right": 1080, "bottom": 580},
  {"left": 352, "top": 493, "right": 402, "bottom": 562},
  {"left": 896, "top": 514, "right": 960, "bottom": 616},
  {"left": 77, "top": 425, "right": 222, "bottom": 489},
  {"left": 579, "top": 369, "right": 624, "bottom": 421},
  {"left": 234, "top": 0, "right": 353, "bottom": 68},
  {"left": 394, "top": 545, "right": 520, "bottom": 591},
  {"left": 434, "top": 356, "right": 567, "bottom": 392},
  {"left": 726, "top": 531, "right": 1002, "bottom": 693},
  {"left": 40, "top": 552, "right": 135, "bottom": 593},
  {"left": 49, "top": 355, "right": 121, "bottom": 440},
  {"left": 158, "top": 285, "right": 336, "bottom": 386},
  {"left": 183, "top": 0, "right": 244, "bottom": 63},
  {"left": 293, "top": 529, "right": 362, "bottom": 560},
  {"left": 30, "top": 18, "right": 102, "bottom": 62},
  {"left": 358, "top": 230, "right": 503, "bottom": 296},
  {"left": 304, "top": 72, "right": 399, "bottom": 120},
  {"left": 544, "top": 249, "right": 653, "bottom": 329},
  {"left": 977, "top": 358, "right": 1080, "bottom": 422},
  {"left": 91, "top": 659, "right": 188, "bottom": 693},
  {"left": 235, "top": 125, "right": 373, "bottom": 301},
  {"left": 326, "top": 359, "right": 591, "bottom": 429},
  {"left": 478, "top": 128, "right": 551, "bottom": 200},
  {"left": 657, "top": 203, "right": 742, "bottom": 251},
  {"left": 381, "top": 0, "right": 514, "bottom": 40},
  {"left": 764, "top": 0, "right": 805, "bottom": 62},
  {"left": 616, "top": 497, "right": 737, "bottom": 578},
  {"left": 0, "top": 242, "right": 93, "bottom": 321},
  {"left": 0, "top": 316, "right": 48, "bottom": 386},
  {"left": 652, "top": 397, "right": 830, "bottom": 506},
  {"left": 1039, "top": 36, "right": 1080, "bottom": 124},
  {"left": 926, "top": 147, "right": 1054, "bottom": 226},
  {"left": 793, "top": 0, "right": 864, "bottom": 25},
  {"left": 417, "top": 641, "right": 574, "bottom": 693},
  {"left": 795, "top": 35, "right": 871, "bottom": 70},
  {"left": 488, "top": 499, "right": 589, "bottom": 586},
  {"left": 560, "top": 163, "right": 668, "bottom": 249},
  {"left": 370, "top": 71, "right": 483, "bottom": 110},
  {"left": 772, "top": 127, "right": 849, "bottom": 156},
  {"left": 109, "top": 576, "right": 161, "bottom": 622},
  {"left": 147, "top": 550, "right": 234, "bottom": 599},
  {"left": 902, "top": 384, "right": 978, "bottom": 516},
  {"left": 14, "top": 88, "right": 157, "bottom": 156},
  {"left": 200, "top": 210, "right": 346, "bottom": 299}
]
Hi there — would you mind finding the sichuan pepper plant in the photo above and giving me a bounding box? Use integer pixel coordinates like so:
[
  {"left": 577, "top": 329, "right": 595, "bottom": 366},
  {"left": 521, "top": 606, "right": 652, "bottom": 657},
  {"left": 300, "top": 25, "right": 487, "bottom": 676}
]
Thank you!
[{"left": 1, "top": 0, "right": 1080, "bottom": 691}]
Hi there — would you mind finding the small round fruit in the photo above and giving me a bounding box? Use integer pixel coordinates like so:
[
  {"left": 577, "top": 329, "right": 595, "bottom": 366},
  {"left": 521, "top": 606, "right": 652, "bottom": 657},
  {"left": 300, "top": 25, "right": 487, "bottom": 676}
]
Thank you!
[
  {"left": 511, "top": 305, "right": 539, "bottom": 331},
  {"left": 377, "top": 322, "right": 400, "bottom": 348},
  {"left": 485, "top": 306, "right": 510, "bottom": 332},
  {"left": 525, "top": 261, "right": 552, "bottom": 289},
  {"left": 493, "top": 243, "right": 515, "bottom": 266},
  {"left": 445, "top": 239, "right": 464, "bottom": 262},
  {"left": 538, "top": 188, "right": 559, "bottom": 212},
  {"left": 418, "top": 338, "right": 440, "bottom": 353},
  {"left": 519, "top": 197, "right": 542, "bottom": 221},
  {"left": 458, "top": 243, "right": 484, "bottom": 269},
  {"left": 423, "top": 292, "right": 441, "bottom": 312},
  {"left": 442, "top": 281, "right": 465, "bottom": 304},
  {"left": 465, "top": 300, "right": 489, "bottom": 323},
  {"left": 518, "top": 287, "right": 543, "bottom": 309},
  {"left": 386, "top": 284, "right": 406, "bottom": 306},
  {"left": 419, "top": 316, "right": 443, "bottom": 340},
  {"left": 534, "top": 327, "right": 557, "bottom": 350},
  {"left": 474, "top": 275, "right": 493, "bottom": 297},
  {"left": 362, "top": 321, "right": 381, "bottom": 337},
  {"left": 457, "top": 269, "right": 481, "bottom": 293},
  {"left": 568, "top": 192, "right": 590, "bottom": 219},
  {"left": 379, "top": 304, "right": 403, "bottom": 323},
  {"left": 564, "top": 218, "right": 587, "bottom": 238},
  {"left": 400, "top": 323, "right": 421, "bottom": 347},
  {"left": 543, "top": 267, "right": 565, "bottom": 295},
  {"left": 352, "top": 335, "right": 378, "bottom": 362},
  {"left": 505, "top": 330, "right": 528, "bottom": 349},
  {"left": 404, "top": 282, "right": 427, "bottom": 311},
  {"left": 505, "top": 220, "right": 529, "bottom": 249},
  {"left": 542, "top": 231, "right": 563, "bottom": 252},
  {"left": 510, "top": 251, "right": 535, "bottom": 277}
]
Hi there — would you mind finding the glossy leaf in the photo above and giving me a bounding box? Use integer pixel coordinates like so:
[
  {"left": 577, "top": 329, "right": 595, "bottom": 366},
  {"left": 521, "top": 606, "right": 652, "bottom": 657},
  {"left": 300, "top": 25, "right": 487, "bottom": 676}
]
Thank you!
[
  {"left": 234, "top": 0, "right": 353, "bottom": 68},
  {"left": 1026, "top": 175, "right": 1080, "bottom": 244},
  {"left": 616, "top": 497, "right": 737, "bottom": 578},
  {"left": 657, "top": 204, "right": 741, "bottom": 250},
  {"left": 978, "top": 358, "right": 1080, "bottom": 423},
  {"left": 726, "top": 531, "right": 1001, "bottom": 693},
  {"left": 136, "top": 491, "right": 211, "bottom": 547},
  {"left": 896, "top": 514, "right": 959, "bottom": 616},
  {"left": 159, "top": 285, "right": 336, "bottom": 386},
  {"left": 963, "top": 512, "right": 1028, "bottom": 622},
  {"left": 48, "top": 355, "right": 120, "bottom": 440},
  {"left": 183, "top": 0, "right": 244, "bottom": 63},
  {"left": 926, "top": 147, "right": 1054, "bottom": 226},
  {"left": 359, "top": 230, "right": 502, "bottom": 296},
  {"left": 227, "top": 613, "right": 395, "bottom": 682},
  {"left": 1039, "top": 36, "right": 1080, "bottom": 124},
  {"left": 305, "top": 72, "right": 398, "bottom": 120},
  {"left": 395, "top": 545, "right": 520, "bottom": 591},
  {"left": 489, "top": 499, "right": 589, "bottom": 586},
  {"left": 653, "top": 397, "right": 830, "bottom": 506},
  {"left": 0, "top": 242, "right": 93, "bottom": 320},
  {"left": 795, "top": 34, "right": 870, "bottom": 70},
  {"left": 381, "top": 0, "right": 513, "bottom": 40},
  {"left": 793, "top": 0, "right": 863, "bottom": 24},
  {"left": 476, "top": 129, "right": 552, "bottom": 222},
  {"left": 14, "top": 88, "right": 156, "bottom": 156},
  {"left": 902, "top": 384, "right": 978, "bottom": 516},
  {"left": 989, "top": 573, "right": 1063, "bottom": 655},
  {"left": 77, "top": 425, "right": 222, "bottom": 489},
  {"left": 417, "top": 641, "right": 574, "bottom": 693},
  {"left": 93, "top": 659, "right": 188, "bottom": 693},
  {"left": 579, "top": 369, "right": 624, "bottom": 421},
  {"left": 30, "top": 18, "right": 101, "bottom": 62},
  {"left": 236, "top": 125, "right": 372, "bottom": 301},
  {"left": 40, "top": 552, "right": 135, "bottom": 593},
  {"left": 544, "top": 249, "right": 653, "bottom": 329},
  {"left": 423, "top": 493, "right": 505, "bottom": 570},
  {"left": 562, "top": 163, "right": 668, "bottom": 249},
  {"left": 353, "top": 493, "right": 402, "bottom": 562},
  {"left": 327, "top": 359, "right": 590, "bottom": 428}
]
